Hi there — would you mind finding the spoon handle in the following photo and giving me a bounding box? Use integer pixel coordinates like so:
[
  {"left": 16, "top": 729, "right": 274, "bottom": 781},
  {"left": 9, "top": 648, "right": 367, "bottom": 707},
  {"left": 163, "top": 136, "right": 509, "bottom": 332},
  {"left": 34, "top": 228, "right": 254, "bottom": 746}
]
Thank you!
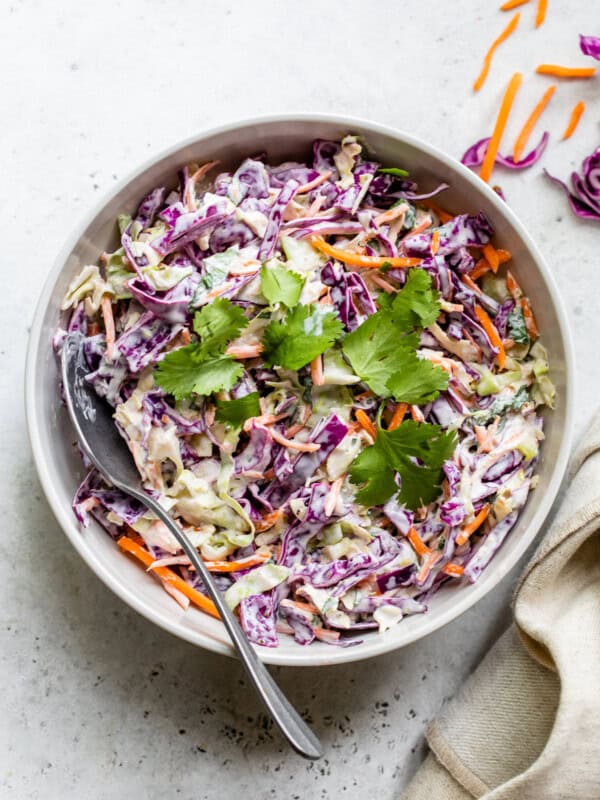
[{"left": 133, "top": 490, "right": 323, "bottom": 760}]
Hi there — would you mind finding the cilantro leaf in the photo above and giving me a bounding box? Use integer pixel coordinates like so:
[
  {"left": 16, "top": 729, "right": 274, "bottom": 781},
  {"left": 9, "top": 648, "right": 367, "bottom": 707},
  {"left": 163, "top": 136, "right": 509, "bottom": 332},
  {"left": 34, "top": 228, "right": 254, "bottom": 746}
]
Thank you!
[
  {"left": 507, "top": 306, "right": 529, "bottom": 345},
  {"left": 215, "top": 392, "right": 261, "bottom": 428},
  {"left": 260, "top": 263, "right": 304, "bottom": 308},
  {"left": 378, "top": 166, "right": 410, "bottom": 178},
  {"left": 386, "top": 353, "right": 450, "bottom": 404},
  {"left": 193, "top": 297, "right": 248, "bottom": 354},
  {"left": 347, "top": 446, "right": 398, "bottom": 506},
  {"left": 350, "top": 421, "right": 457, "bottom": 510},
  {"left": 155, "top": 298, "right": 248, "bottom": 400},
  {"left": 342, "top": 312, "right": 418, "bottom": 396},
  {"left": 343, "top": 269, "right": 446, "bottom": 401},
  {"left": 390, "top": 268, "right": 441, "bottom": 331},
  {"left": 262, "top": 305, "right": 343, "bottom": 370},
  {"left": 155, "top": 349, "right": 243, "bottom": 400}
]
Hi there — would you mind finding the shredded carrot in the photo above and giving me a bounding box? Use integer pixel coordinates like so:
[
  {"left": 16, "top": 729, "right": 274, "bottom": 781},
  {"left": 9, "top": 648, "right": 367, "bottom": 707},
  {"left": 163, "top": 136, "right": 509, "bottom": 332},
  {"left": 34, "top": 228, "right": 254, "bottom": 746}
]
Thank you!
[
  {"left": 407, "top": 216, "right": 433, "bottom": 237},
  {"left": 183, "top": 160, "right": 220, "bottom": 211},
  {"left": 369, "top": 273, "right": 398, "bottom": 293},
  {"left": 500, "top": 0, "right": 529, "bottom": 8},
  {"left": 462, "top": 274, "right": 483, "bottom": 294},
  {"left": 324, "top": 477, "right": 344, "bottom": 517},
  {"left": 442, "top": 563, "right": 465, "bottom": 577},
  {"left": 117, "top": 536, "right": 219, "bottom": 618},
  {"left": 281, "top": 599, "right": 320, "bottom": 615},
  {"left": 506, "top": 270, "right": 523, "bottom": 300},
  {"left": 513, "top": 85, "right": 556, "bottom": 162},
  {"left": 473, "top": 13, "right": 521, "bottom": 92},
  {"left": 179, "top": 328, "right": 191, "bottom": 345},
  {"left": 474, "top": 304, "right": 506, "bottom": 369},
  {"left": 410, "top": 405, "right": 425, "bottom": 423},
  {"left": 407, "top": 527, "right": 431, "bottom": 558},
  {"left": 311, "top": 237, "right": 422, "bottom": 269},
  {"left": 482, "top": 243, "right": 500, "bottom": 273},
  {"left": 536, "top": 64, "right": 596, "bottom": 79},
  {"left": 295, "top": 170, "right": 333, "bottom": 194},
  {"left": 389, "top": 402, "right": 408, "bottom": 430},
  {"left": 535, "top": 0, "right": 547, "bottom": 27},
  {"left": 269, "top": 428, "right": 321, "bottom": 452},
  {"left": 101, "top": 294, "right": 116, "bottom": 360},
  {"left": 416, "top": 551, "right": 441, "bottom": 584},
  {"left": 562, "top": 100, "right": 586, "bottom": 140},
  {"left": 242, "top": 412, "right": 288, "bottom": 432},
  {"left": 431, "top": 230, "right": 441, "bottom": 255},
  {"left": 520, "top": 297, "right": 539, "bottom": 339},
  {"left": 202, "top": 551, "right": 272, "bottom": 573},
  {"left": 254, "top": 509, "right": 283, "bottom": 532},
  {"left": 470, "top": 259, "right": 492, "bottom": 281},
  {"left": 421, "top": 201, "right": 453, "bottom": 223},
  {"left": 456, "top": 505, "right": 491, "bottom": 546},
  {"left": 284, "top": 422, "right": 304, "bottom": 438},
  {"left": 480, "top": 73, "right": 523, "bottom": 183},
  {"left": 355, "top": 409, "right": 377, "bottom": 440},
  {"left": 310, "top": 354, "right": 324, "bottom": 386},
  {"left": 313, "top": 628, "right": 341, "bottom": 643},
  {"left": 374, "top": 204, "right": 408, "bottom": 226},
  {"left": 226, "top": 342, "right": 264, "bottom": 359}
]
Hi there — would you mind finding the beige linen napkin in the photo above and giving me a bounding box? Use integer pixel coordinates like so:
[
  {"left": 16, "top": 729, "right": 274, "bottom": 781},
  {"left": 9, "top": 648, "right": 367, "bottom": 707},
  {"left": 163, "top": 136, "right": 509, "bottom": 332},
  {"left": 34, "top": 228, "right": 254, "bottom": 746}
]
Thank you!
[{"left": 401, "top": 411, "right": 600, "bottom": 800}]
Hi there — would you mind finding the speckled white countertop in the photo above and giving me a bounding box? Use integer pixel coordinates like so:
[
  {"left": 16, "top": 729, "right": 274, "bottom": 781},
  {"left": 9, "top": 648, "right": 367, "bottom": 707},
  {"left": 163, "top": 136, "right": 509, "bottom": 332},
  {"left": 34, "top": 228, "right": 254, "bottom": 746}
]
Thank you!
[{"left": 1, "top": 1, "right": 598, "bottom": 797}]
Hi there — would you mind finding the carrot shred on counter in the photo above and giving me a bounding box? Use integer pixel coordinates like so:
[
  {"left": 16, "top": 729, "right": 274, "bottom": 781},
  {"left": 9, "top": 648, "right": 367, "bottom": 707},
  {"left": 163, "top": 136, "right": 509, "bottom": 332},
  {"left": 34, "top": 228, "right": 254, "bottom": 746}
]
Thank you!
[
  {"left": 389, "top": 402, "right": 408, "bottom": 430},
  {"left": 408, "top": 527, "right": 431, "bottom": 558},
  {"left": 512, "top": 85, "right": 556, "bottom": 162},
  {"left": 500, "top": 0, "right": 529, "bottom": 8},
  {"left": 442, "top": 563, "right": 465, "bottom": 577},
  {"left": 536, "top": 64, "right": 596, "bottom": 78},
  {"left": 117, "top": 536, "right": 219, "bottom": 618},
  {"left": 456, "top": 505, "right": 491, "bottom": 546},
  {"left": 355, "top": 409, "right": 377, "bottom": 439},
  {"left": 473, "top": 13, "right": 521, "bottom": 92},
  {"left": 431, "top": 230, "right": 441, "bottom": 255},
  {"left": 535, "top": 0, "right": 547, "bottom": 28},
  {"left": 474, "top": 304, "right": 506, "bottom": 369},
  {"left": 562, "top": 100, "right": 586, "bottom": 140},
  {"left": 311, "top": 237, "right": 422, "bottom": 269},
  {"left": 480, "top": 73, "right": 524, "bottom": 183}
]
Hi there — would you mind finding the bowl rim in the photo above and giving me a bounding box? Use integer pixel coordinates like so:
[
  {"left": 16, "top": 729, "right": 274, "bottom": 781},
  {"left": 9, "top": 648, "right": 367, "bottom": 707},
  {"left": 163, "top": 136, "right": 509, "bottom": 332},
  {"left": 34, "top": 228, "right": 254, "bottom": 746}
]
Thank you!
[{"left": 25, "top": 112, "right": 575, "bottom": 666}]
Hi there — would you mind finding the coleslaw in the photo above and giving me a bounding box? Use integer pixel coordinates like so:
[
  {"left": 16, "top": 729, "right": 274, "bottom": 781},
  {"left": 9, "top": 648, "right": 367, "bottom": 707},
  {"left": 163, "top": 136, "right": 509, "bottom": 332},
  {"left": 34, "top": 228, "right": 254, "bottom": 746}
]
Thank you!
[{"left": 55, "top": 135, "right": 554, "bottom": 648}]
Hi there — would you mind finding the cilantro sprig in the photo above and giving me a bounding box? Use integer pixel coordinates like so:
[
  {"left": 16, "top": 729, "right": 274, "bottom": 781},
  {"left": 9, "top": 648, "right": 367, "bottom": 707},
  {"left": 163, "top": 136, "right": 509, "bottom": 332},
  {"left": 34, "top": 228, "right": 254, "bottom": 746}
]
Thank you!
[
  {"left": 350, "top": 420, "right": 457, "bottom": 510},
  {"left": 343, "top": 269, "right": 448, "bottom": 404},
  {"left": 155, "top": 298, "right": 248, "bottom": 400},
  {"left": 260, "top": 263, "right": 304, "bottom": 308},
  {"left": 262, "top": 305, "right": 343, "bottom": 371},
  {"left": 215, "top": 392, "right": 261, "bottom": 428}
]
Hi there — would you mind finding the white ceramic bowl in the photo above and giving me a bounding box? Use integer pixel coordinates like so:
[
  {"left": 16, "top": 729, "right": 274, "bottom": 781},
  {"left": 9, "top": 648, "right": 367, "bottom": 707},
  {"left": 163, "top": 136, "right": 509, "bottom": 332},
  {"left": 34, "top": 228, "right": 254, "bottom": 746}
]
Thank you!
[{"left": 25, "top": 114, "right": 574, "bottom": 666}]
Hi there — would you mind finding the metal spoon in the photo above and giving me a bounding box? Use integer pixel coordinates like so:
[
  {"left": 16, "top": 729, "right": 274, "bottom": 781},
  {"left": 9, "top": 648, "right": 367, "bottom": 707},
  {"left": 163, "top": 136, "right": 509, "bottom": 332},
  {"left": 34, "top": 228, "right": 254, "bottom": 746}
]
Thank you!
[{"left": 61, "top": 332, "right": 322, "bottom": 760}]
